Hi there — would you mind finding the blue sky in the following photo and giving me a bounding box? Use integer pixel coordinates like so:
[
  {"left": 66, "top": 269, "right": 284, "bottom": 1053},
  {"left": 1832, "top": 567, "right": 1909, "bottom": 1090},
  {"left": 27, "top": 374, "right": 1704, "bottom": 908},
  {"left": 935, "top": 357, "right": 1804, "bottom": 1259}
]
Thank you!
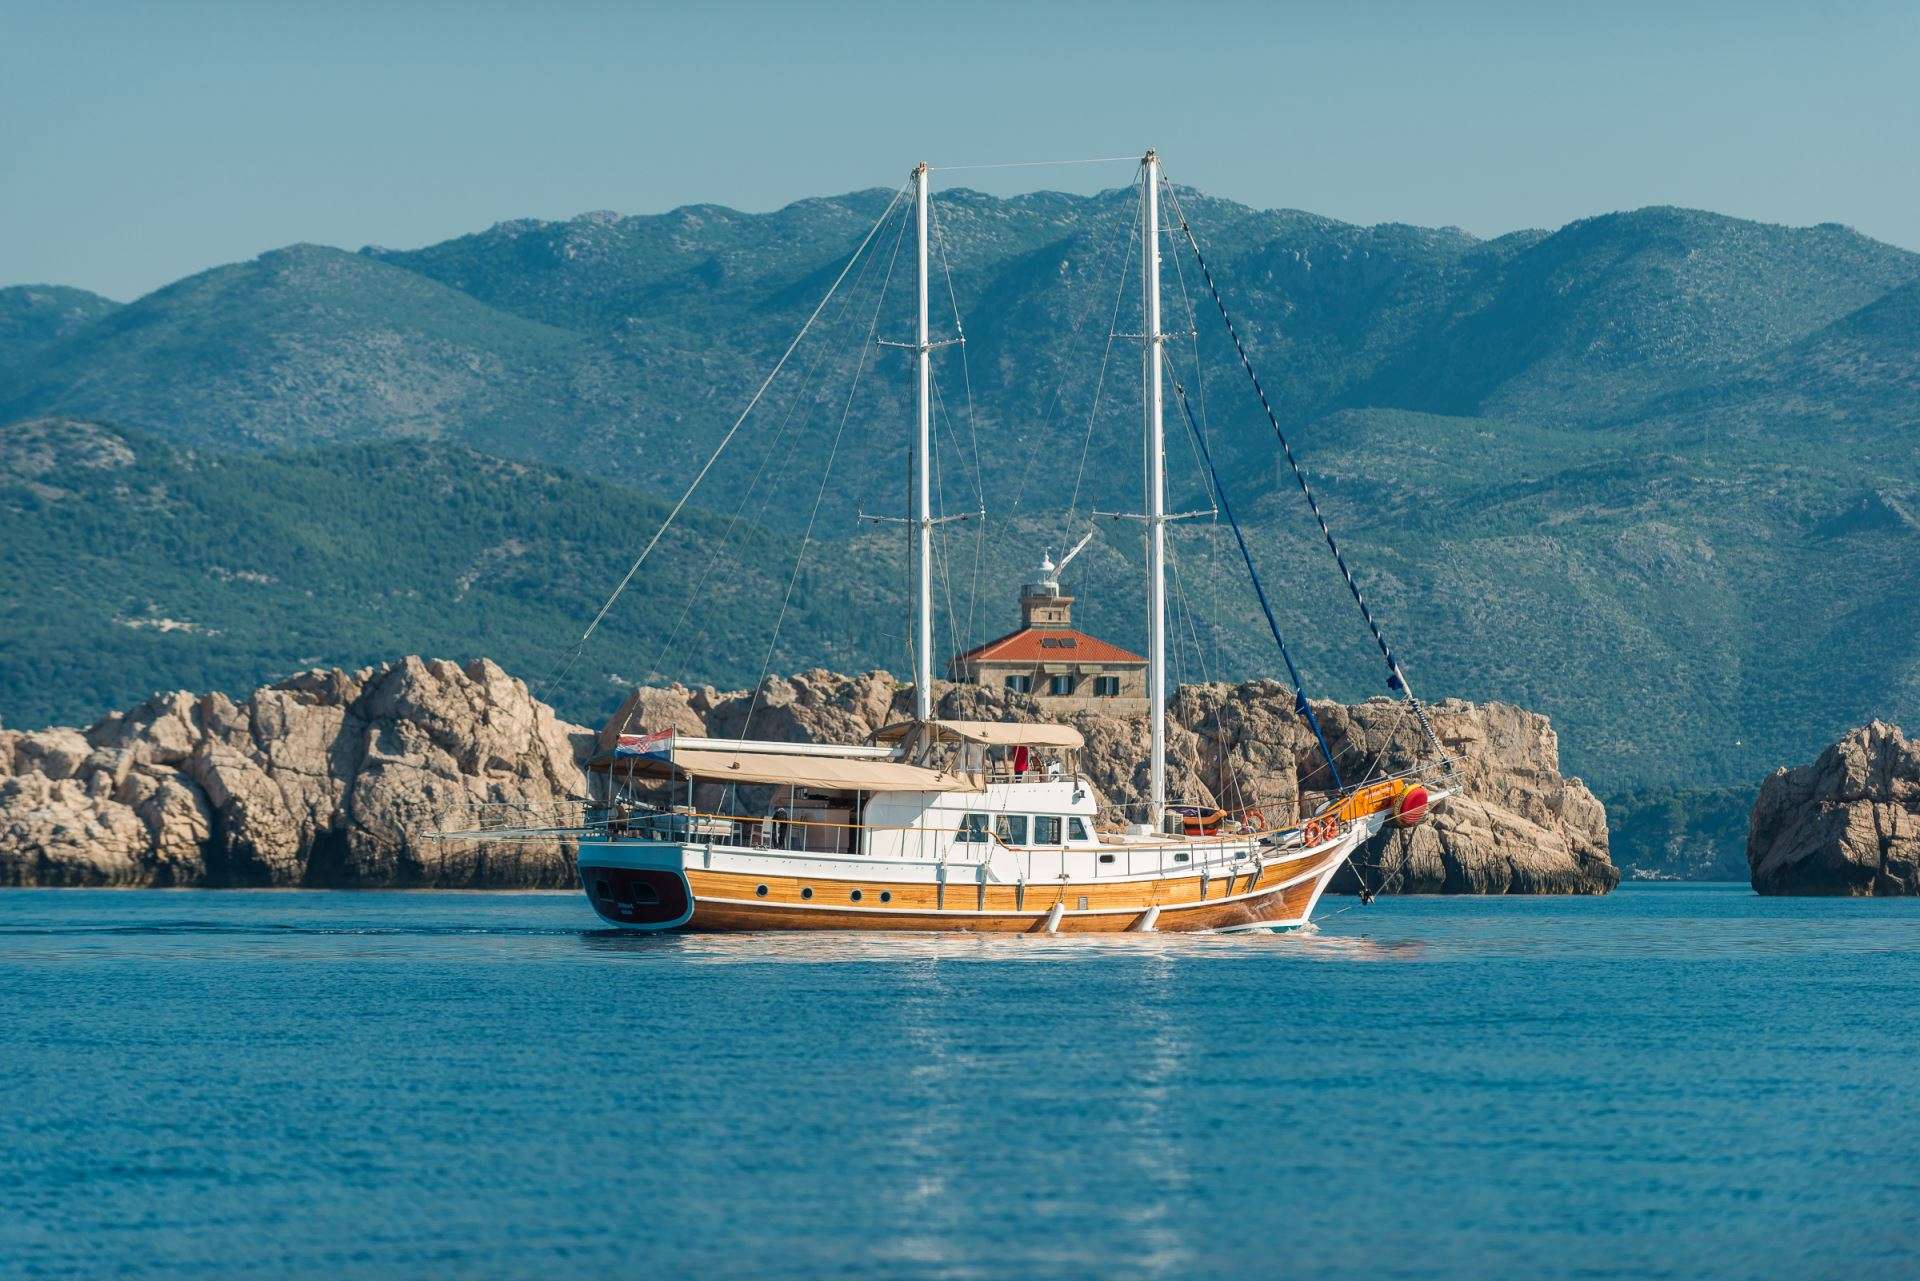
[{"left": 3, "top": 0, "right": 1916, "bottom": 300}]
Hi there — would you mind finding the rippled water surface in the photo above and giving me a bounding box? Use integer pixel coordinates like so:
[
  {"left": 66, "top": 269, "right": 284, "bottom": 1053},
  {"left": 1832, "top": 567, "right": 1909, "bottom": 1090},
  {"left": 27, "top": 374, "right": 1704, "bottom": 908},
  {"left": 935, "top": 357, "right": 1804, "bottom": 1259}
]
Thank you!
[{"left": 3, "top": 884, "right": 1916, "bottom": 1280}]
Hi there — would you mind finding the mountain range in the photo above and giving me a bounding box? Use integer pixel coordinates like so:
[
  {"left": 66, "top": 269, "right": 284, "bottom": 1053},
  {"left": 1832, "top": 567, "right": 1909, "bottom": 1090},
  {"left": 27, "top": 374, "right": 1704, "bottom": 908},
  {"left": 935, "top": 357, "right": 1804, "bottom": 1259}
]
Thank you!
[{"left": 3, "top": 183, "right": 1918, "bottom": 870}]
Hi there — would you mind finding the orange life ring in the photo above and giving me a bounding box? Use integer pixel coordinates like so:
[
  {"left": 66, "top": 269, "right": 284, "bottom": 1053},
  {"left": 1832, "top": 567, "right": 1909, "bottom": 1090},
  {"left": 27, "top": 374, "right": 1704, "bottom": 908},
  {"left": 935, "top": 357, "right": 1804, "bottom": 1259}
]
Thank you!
[
  {"left": 1242, "top": 808, "right": 1266, "bottom": 832},
  {"left": 1302, "top": 817, "right": 1324, "bottom": 845}
]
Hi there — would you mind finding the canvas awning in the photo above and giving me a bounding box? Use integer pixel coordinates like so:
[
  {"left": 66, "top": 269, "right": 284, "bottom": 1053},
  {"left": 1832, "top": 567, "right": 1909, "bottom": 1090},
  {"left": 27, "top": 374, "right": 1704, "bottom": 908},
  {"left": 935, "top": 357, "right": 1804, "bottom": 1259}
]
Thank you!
[
  {"left": 592, "top": 745, "right": 982, "bottom": 793},
  {"left": 869, "top": 719, "right": 1084, "bottom": 750}
]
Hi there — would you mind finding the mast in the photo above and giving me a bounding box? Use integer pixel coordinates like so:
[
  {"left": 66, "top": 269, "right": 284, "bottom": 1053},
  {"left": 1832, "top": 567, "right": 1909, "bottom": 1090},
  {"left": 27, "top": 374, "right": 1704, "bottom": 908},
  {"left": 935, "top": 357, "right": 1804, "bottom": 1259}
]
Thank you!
[
  {"left": 1143, "top": 150, "right": 1167, "bottom": 830},
  {"left": 913, "top": 161, "right": 934, "bottom": 724}
]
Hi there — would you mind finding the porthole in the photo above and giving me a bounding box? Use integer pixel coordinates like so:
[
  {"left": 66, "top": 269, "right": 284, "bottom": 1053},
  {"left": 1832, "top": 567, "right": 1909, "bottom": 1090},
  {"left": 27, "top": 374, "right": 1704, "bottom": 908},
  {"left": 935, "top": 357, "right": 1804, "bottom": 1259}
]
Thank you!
[
  {"left": 880, "top": 891, "right": 893, "bottom": 903},
  {"left": 755, "top": 884, "right": 768, "bottom": 897},
  {"left": 801, "top": 887, "right": 814, "bottom": 900},
  {"left": 1098, "top": 853, "right": 1116, "bottom": 864},
  {"left": 850, "top": 889, "right": 863, "bottom": 902},
  {"left": 1174, "top": 852, "right": 1190, "bottom": 863}
]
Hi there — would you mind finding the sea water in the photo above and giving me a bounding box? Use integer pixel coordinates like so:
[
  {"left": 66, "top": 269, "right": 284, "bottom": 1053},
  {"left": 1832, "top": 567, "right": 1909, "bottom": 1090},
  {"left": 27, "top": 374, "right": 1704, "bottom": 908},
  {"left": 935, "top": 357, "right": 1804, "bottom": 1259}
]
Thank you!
[{"left": 1, "top": 885, "right": 1915, "bottom": 1281}]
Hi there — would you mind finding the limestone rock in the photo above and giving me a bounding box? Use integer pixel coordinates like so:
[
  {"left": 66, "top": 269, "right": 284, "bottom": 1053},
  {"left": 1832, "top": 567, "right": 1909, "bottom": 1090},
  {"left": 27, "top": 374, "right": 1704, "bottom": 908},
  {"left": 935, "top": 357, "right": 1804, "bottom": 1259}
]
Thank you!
[
  {"left": 0, "top": 772, "right": 151, "bottom": 886},
  {"left": 0, "top": 658, "right": 590, "bottom": 887},
  {"left": 1, "top": 657, "right": 1616, "bottom": 895},
  {"left": 1747, "top": 721, "right": 1920, "bottom": 895}
]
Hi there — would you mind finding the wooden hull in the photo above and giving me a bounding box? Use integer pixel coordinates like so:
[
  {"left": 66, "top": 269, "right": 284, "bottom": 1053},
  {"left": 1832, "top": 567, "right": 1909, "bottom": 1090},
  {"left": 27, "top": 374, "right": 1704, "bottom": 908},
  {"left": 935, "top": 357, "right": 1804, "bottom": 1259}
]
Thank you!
[{"left": 579, "top": 839, "right": 1352, "bottom": 934}]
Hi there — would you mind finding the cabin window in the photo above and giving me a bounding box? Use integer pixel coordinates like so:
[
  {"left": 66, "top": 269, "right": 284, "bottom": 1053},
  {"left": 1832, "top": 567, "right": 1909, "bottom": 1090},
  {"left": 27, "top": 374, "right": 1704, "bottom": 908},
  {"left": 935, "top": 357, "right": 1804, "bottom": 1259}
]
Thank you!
[
  {"left": 1004, "top": 674, "right": 1033, "bottom": 693},
  {"left": 995, "top": 815, "right": 1028, "bottom": 845},
  {"left": 1093, "top": 676, "right": 1121, "bottom": 697},
  {"left": 956, "top": 813, "right": 990, "bottom": 843},
  {"left": 1067, "top": 817, "right": 1090, "bottom": 842},
  {"left": 1033, "top": 816, "right": 1062, "bottom": 845},
  {"left": 1047, "top": 674, "right": 1075, "bottom": 696}
]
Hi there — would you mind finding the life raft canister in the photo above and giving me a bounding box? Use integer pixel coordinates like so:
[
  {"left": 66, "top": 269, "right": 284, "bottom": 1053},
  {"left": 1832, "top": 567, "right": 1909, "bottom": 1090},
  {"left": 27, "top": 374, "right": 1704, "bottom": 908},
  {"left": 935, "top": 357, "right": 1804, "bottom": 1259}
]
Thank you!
[{"left": 1394, "top": 784, "right": 1430, "bottom": 828}]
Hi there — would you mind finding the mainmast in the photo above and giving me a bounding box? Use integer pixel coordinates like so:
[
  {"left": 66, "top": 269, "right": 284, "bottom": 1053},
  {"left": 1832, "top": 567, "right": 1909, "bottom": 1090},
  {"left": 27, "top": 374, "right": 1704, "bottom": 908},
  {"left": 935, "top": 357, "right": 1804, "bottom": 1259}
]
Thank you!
[
  {"left": 913, "top": 161, "right": 934, "bottom": 724},
  {"left": 1142, "top": 150, "right": 1168, "bottom": 830}
]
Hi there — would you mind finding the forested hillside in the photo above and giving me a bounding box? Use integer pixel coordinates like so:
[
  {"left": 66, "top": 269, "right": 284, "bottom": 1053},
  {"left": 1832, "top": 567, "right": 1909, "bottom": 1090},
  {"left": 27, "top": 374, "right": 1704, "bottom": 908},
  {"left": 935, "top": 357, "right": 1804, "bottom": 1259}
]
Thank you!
[{"left": 3, "top": 182, "right": 1917, "bottom": 827}]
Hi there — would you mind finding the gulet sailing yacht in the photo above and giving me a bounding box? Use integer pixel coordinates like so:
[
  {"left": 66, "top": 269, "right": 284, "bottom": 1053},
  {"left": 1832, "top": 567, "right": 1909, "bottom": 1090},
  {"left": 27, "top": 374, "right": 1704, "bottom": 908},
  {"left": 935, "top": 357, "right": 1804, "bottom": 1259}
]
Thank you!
[{"left": 553, "top": 152, "right": 1446, "bottom": 933}]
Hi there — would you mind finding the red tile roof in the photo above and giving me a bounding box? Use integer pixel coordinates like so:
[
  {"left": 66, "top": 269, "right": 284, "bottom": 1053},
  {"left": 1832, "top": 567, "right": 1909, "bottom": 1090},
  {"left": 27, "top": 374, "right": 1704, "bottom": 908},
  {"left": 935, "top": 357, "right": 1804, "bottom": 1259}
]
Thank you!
[{"left": 951, "top": 627, "right": 1146, "bottom": 666}]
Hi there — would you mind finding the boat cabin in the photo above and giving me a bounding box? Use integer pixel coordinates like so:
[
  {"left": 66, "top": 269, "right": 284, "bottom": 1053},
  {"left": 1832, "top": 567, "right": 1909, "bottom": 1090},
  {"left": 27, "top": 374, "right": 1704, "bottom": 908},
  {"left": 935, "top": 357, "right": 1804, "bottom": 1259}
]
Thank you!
[{"left": 586, "top": 719, "right": 1102, "bottom": 863}]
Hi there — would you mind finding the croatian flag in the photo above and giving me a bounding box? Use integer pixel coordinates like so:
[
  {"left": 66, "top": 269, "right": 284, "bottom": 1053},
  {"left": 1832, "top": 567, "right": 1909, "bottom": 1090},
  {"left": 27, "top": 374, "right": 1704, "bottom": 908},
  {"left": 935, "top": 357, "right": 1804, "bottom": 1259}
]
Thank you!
[{"left": 613, "top": 730, "right": 673, "bottom": 758}]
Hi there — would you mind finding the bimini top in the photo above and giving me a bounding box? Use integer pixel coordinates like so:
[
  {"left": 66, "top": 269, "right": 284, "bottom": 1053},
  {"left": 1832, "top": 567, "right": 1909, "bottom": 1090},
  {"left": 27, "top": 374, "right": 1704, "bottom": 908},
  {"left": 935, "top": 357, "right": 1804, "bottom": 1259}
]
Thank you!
[
  {"left": 869, "top": 719, "right": 1085, "bottom": 750},
  {"left": 591, "top": 731, "right": 982, "bottom": 794}
]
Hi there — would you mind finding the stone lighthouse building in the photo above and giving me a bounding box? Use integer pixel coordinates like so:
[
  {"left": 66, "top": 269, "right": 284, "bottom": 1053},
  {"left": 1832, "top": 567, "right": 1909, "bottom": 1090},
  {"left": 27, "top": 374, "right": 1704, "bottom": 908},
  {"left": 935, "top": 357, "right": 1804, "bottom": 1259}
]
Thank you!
[{"left": 947, "top": 552, "right": 1147, "bottom": 713}]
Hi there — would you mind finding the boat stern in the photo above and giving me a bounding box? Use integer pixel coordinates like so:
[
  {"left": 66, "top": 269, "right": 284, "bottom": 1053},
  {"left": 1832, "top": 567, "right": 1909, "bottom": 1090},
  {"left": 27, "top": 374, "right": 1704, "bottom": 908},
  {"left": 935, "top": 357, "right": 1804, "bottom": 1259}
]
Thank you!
[{"left": 576, "top": 839, "right": 694, "bottom": 930}]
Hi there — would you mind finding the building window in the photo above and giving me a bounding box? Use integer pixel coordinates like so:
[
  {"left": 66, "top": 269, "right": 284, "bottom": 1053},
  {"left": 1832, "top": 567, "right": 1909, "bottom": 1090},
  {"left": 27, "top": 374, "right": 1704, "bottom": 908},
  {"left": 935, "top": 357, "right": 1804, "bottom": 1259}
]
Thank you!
[
  {"left": 1040, "top": 636, "right": 1077, "bottom": 649},
  {"left": 1093, "top": 676, "right": 1121, "bottom": 697},
  {"left": 1033, "top": 816, "right": 1062, "bottom": 845},
  {"left": 957, "top": 813, "right": 990, "bottom": 843},
  {"left": 995, "top": 815, "right": 1028, "bottom": 845},
  {"left": 1005, "top": 674, "right": 1033, "bottom": 693},
  {"left": 1048, "top": 674, "right": 1075, "bottom": 696}
]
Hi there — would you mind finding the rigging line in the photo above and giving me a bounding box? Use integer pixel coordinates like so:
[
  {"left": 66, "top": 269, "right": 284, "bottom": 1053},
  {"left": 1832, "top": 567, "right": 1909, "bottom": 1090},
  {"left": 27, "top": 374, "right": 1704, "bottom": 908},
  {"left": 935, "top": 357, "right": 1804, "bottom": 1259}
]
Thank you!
[
  {"left": 1166, "top": 539, "right": 1191, "bottom": 693},
  {"left": 929, "top": 375, "right": 962, "bottom": 674},
  {"left": 1168, "top": 334, "right": 1219, "bottom": 514},
  {"left": 1009, "top": 189, "right": 1138, "bottom": 524},
  {"left": 1059, "top": 188, "right": 1142, "bottom": 543},
  {"left": 675, "top": 193, "right": 913, "bottom": 679},
  {"left": 928, "top": 359, "right": 986, "bottom": 652},
  {"left": 1160, "top": 179, "right": 1216, "bottom": 475},
  {"left": 738, "top": 197, "right": 905, "bottom": 741},
  {"left": 928, "top": 193, "right": 986, "bottom": 512},
  {"left": 929, "top": 195, "right": 992, "bottom": 663},
  {"left": 570, "top": 181, "right": 910, "bottom": 659},
  {"left": 632, "top": 196, "right": 905, "bottom": 705},
  {"left": 965, "top": 507, "right": 985, "bottom": 660},
  {"left": 1161, "top": 181, "right": 1232, "bottom": 682},
  {"left": 1172, "top": 203, "right": 1447, "bottom": 767},
  {"left": 927, "top": 155, "right": 1138, "bottom": 172},
  {"left": 1165, "top": 534, "right": 1253, "bottom": 816},
  {"left": 1166, "top": 358, "right": 1343, "bottom": 791}
]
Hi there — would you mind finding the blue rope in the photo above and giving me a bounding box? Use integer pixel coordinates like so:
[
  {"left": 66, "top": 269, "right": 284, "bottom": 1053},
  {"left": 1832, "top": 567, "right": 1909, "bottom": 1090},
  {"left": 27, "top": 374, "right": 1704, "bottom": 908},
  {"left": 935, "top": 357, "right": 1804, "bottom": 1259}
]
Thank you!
[
  {"left": 1175, "top": 218, "right": 1408, "bottom": 694},
  {"left": 1170, "top": 372, "right": 1344, "bottom": 792}
]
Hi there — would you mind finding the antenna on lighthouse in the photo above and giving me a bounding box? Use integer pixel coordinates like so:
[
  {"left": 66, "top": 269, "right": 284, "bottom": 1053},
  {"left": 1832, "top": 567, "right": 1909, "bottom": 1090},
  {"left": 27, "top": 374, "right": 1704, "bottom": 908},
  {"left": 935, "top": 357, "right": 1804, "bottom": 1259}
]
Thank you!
[{"left": 1055, "top": 530, "right": 1095, "bottom": 575}]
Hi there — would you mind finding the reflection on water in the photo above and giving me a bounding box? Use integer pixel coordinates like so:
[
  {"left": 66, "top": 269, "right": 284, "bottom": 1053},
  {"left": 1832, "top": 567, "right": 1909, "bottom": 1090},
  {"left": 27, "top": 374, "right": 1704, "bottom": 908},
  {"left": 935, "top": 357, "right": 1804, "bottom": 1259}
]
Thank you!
[{"left": 577, "top": 924, "right": 1425, "bottom": 965}]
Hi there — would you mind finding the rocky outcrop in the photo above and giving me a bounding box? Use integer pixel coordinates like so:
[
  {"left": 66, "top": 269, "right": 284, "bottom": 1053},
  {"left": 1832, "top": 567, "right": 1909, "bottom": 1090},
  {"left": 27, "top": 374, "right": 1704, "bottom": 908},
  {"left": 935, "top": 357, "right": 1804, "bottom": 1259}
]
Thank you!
[
  {"left": 0, "top": 658, "right": 590, "bottom": 887},
  {"left": 2, "top": 660, "right": 1614, "bottom": 892},
  {"left": 1747, "top": 721, "right": 1920, "bottom": 895},
  {"left": 606, "top": 670, "right": 1618, "bottom": 895}
]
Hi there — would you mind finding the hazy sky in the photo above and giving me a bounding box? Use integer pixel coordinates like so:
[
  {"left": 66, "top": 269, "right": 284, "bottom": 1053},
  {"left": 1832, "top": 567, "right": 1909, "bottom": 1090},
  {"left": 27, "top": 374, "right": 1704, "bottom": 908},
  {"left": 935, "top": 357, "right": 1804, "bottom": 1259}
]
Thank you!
[{"left": 4, "top": 0, "right": 1917, "bottom": 301}]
